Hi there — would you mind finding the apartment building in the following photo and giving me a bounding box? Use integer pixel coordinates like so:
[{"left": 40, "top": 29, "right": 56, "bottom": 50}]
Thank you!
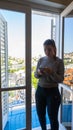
[{"left": 0, "top": 13, "right": 8, "bottom": 129}]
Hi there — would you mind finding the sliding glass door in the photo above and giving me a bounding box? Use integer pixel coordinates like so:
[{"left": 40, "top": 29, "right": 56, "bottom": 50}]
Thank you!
[
  {"left": 0, "top": 3, "right": 60, "bottom": 130},
  {"left": 61, "top": 17, "right": 73, "bottom": 129}
]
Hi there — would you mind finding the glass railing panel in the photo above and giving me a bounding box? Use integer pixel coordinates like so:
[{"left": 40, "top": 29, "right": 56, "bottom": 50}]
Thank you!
[
  {"left": 2, "top": 90, "right": 26, "bottom": 130},
  {"left": 60, "top": 84, "right": 73, "bottom": 130}
]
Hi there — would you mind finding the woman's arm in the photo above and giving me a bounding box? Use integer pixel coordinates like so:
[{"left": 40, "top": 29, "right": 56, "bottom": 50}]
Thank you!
[
  {"left": 50, "top": 59, "right": 64, "bottom": 83},
  {"left": 34, "top": 58, "right": 42, "bottom": 78}
]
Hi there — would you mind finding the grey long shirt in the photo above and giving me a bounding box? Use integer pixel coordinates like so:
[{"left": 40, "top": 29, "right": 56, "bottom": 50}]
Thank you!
[{"left": 34, "top": 56, "right": 64, "bottom": 88}]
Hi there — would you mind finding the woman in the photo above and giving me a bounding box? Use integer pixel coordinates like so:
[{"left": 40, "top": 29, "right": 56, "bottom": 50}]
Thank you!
[{"left": 34, "top": 39, "right": 64, "bottom": 130}]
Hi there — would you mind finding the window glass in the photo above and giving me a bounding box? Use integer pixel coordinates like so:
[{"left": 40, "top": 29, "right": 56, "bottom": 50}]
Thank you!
[{"left": 0, "top": 10, "right": 25, "bottom": 88}]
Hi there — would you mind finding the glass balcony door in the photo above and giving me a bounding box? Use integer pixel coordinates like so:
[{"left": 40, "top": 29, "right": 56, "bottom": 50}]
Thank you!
[
  {"left": 0, "top": 2, "right": 60, "bottom": 130},
  {"left": 61, "top": 17, "right": 73, "bottom": 130},
  {"left": 0, "top": 5, "right": 31, "bottom": 130},
  {"left": 60, "top": 2, "right": 73, "bottom": 129}
]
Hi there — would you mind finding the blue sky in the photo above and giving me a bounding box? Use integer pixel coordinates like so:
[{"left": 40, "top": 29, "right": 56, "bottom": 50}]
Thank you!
[
  {"left": 0, "top": 9, "right": 52, "bottom": 58},
  {"left": 0, "top": 9, "right": 73, "bottom": 58},
  {"left": 64, "top": 18, "right": 73, "bottom": 53},
  {"left": 0, "top": 10, "right": 25, "bottom": 58}
]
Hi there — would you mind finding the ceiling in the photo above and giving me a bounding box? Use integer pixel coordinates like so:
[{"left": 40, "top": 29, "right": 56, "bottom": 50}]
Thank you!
[
  {"left": 1, "top": 0, "right": 72, "bottom": 10},
  {"left": 27, "top": 0, "right": 73, "bottom": 9},
  {"left": 46, "top": 0, "right": 73, "bottom": 6},
  {"left": 27, "top": 0, "right": 73, "bottom": 16},
  {"left": 0, "top": 0, "right": 73, "bottom": 16}
]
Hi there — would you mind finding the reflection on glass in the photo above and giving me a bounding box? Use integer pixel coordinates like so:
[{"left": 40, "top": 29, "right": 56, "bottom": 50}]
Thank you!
[
  {"left": 2, "top": 90, "right": 26, "bottom": 130},
  {"left": 0, "top": 10, "right": 25, "bottom": 88}
]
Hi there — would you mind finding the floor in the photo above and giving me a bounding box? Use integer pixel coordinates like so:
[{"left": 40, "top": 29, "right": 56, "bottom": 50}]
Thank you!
[{"left": 32, "top": 124, "right": 67, "bottom": 130}]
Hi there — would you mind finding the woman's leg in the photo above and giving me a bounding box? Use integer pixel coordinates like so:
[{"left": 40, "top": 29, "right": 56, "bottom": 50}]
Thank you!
[
  {"left": 46, "top": 88, "right": 61, "bottom": 130},
  {"left": 35, "top": 86, "right": 47, "bottom": 130}
]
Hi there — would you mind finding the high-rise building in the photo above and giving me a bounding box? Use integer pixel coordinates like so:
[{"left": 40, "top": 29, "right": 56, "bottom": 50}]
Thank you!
[
  {"left": 0, "top": 13, "right": 8, "bottom": 129},
  {"left": 51, "top": 18, "right": 56, "bottom": 41}
]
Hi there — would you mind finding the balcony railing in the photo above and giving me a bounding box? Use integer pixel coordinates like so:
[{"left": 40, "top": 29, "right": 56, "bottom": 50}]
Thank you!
[{"left": 59, "top": 83, "right": 73, "bottom": 130}]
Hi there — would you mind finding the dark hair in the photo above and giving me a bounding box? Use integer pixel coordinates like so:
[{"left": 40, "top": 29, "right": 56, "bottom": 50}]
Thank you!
[
  {"left": 43, "top": 39, "right": 56, "bottom": 48},
  {"left": 43, "top": 39, "right": 56, "bottom": 58}
]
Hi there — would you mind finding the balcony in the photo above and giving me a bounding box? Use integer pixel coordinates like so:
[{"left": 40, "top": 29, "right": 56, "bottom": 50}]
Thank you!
[
  {"left": 0, "top": 1, "right": 73, "bottom": 130},
  {"left": 3, "top": 83, "right": 73, "bottom": 130}
]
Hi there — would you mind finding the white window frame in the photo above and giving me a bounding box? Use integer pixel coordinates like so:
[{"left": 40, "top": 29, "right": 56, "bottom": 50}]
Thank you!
[{"left": 59, "top": 1, "right": 73, "bottom": 128}]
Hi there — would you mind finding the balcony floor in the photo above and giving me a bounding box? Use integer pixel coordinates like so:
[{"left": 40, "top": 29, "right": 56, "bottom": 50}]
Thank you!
[{"left": 32, "top": 123, "right": 67, "bottom": 130}]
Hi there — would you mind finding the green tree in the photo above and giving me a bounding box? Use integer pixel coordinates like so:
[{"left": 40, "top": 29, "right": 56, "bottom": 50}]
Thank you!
[{"left": 32, "top": 72, "right": 38, "bottom": 89}]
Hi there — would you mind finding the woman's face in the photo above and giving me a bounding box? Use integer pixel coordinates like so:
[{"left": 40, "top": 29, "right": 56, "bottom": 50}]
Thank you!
[{"left": 44, "top": 45, "right": 55, "bottom": 58}]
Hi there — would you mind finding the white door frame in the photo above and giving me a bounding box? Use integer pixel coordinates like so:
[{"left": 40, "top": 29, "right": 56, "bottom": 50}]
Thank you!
[
  {"left": 0, "top": 1, "right": 31, "bottom": 130},
  {"left": 60, "top": 1, "right": 73, "bottom": 130}
]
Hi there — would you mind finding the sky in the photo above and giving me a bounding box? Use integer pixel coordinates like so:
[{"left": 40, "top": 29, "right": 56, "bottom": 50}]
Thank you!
[
  {"left": 64, "top": 18, "right": 73, "bottom": 53},
  {"left": 0, "top": 9, "right": 73, "bottom": 58},
  {"left": 0, "top": 10, "right": 25, "bottom": 58},
  {"left": 0, "top": 9, "right": 52, "bottom": 58}
]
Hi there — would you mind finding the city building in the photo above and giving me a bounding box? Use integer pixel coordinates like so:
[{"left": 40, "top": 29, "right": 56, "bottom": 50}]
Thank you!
[{"left": 0, "top": 13, "right": 8, "bottom": 129}]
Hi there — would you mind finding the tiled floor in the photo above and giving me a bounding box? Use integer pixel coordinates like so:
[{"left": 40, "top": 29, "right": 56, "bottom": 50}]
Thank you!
[{"left": 32, "top": 124, "right": 67, "bottom": 130}]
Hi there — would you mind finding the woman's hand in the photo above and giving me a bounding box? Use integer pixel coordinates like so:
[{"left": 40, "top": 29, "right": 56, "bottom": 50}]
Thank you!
[
  {"left": 37, "top": 69, "right": 43, "bottom": 75},
  {"left": 42, "top": 67, "right": 53, "bottom": 74}
]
